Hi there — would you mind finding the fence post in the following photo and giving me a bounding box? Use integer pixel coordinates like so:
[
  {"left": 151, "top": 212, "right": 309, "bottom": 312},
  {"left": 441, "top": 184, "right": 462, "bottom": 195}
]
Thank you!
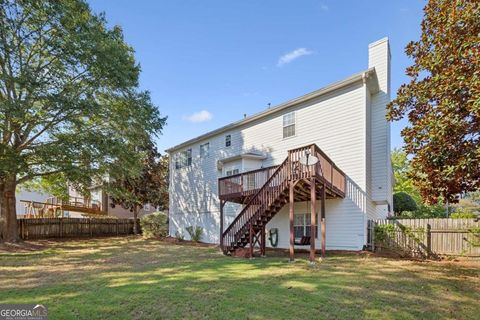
[
  {"left": 89, "top": 219, "right": 93, "bottom": 237},
  {"left": 59, "top": 218, "right": 63, "bottom": 238},
  {"left": 426, "top": 223, "right": 432, "bottom": 258},
  {"left": 116, "top": 220, "right": 119, "bottom": 236}
]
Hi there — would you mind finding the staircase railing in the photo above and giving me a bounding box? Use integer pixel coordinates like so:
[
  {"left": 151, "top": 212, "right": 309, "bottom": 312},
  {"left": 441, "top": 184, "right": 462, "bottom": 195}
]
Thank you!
[
  {"left": 221, "top": 157, "right": 290, "bottom": 253},
  {"left": 220, "top": 143, "right": 346, "bottom": 254}
]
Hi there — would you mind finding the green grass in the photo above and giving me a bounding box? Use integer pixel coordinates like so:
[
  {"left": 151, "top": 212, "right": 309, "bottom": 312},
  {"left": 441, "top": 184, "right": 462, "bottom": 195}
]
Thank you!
[{"left": 1, "top": 237, "right": 479, "bottom": 319}]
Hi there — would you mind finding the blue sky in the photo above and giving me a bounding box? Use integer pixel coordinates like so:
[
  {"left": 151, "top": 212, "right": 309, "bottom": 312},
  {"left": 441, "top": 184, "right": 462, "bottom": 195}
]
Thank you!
[{"left": 87, "top": 0, "right": 425, "bottom": 153}]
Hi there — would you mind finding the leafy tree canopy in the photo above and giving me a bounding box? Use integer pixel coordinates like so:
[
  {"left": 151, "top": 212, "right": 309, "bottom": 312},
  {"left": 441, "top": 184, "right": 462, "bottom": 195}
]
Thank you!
[
  {"left": 393, "top": 192, "right": 418, "bottom": 215},
  {"left": 0, "top": 0, "right": 166, "bottom": 241},
  {"left": 387, "top": 0, "right": 480, "bottom": 204},
  {"left": 106, "top": 143, "right": 168, "bottom": 234}
]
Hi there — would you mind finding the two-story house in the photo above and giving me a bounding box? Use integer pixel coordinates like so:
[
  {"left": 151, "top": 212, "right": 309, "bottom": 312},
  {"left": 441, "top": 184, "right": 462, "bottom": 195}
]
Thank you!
[{"left": 167, "top": 38, "right": 393, "bottom": 259}]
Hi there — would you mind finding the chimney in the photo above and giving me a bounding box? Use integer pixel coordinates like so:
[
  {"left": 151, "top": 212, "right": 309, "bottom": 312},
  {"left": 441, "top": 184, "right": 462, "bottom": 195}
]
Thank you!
[{"left": 368, "top": 37, "right": 391, "bottom": 97}]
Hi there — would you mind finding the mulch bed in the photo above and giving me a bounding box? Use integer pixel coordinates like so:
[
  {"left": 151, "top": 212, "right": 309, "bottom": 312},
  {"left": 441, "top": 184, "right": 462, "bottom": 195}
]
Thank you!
[{"left": 159, "top": 236, "right": 219, "bottom": 248}]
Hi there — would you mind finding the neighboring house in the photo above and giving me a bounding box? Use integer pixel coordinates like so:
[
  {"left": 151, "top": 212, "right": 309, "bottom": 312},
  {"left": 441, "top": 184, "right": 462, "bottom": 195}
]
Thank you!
[
  {"left": 16, "top": 185, "right": 157, "bottom": 219},
  {"left": 15, "top": 189, "right": 52, "bottom": 216},
  {"left": 167, "top": 38, "right": 393, "bottom": 255},
  {"left": 69, "top": 185, "right": 158, "bottom": 219}
]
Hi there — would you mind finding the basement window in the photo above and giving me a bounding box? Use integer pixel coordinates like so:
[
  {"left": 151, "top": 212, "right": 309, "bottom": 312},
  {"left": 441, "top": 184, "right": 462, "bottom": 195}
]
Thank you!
[
  {"left": 294, "top": 213, "right": 318, "bottom": 240},
  {"left": 283, "top": 112, "right": 295, "bottom": 138}
]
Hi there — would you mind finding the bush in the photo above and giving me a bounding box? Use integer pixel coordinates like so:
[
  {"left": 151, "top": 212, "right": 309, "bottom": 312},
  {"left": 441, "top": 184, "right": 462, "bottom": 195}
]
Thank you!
[
  {"left": 186, "top": 225, "right": 203, "bottom": 242},
  {"left": 393, "top": 192, "right": 418, "bottom": 215},
  {"left": 397, "top": 203, "right": 446, "bottom": 219},
  {"left": 140, "top": 212, "right": 168, "bottom": 238},
  {"left": 450, "top": 208, "right": 477, "bottom": 219},
  {"left": 175, "top": 231, "right": 184, "bottom": 241}
]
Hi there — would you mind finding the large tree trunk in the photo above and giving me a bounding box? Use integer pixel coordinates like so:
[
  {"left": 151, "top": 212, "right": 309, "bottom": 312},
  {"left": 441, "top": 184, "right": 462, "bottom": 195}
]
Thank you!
[
  {"left": 133, "top": 205, "right": 139, "bottom": 235},
  {"left": 0, "top": 175, "right": 19, "bottom": 242}
]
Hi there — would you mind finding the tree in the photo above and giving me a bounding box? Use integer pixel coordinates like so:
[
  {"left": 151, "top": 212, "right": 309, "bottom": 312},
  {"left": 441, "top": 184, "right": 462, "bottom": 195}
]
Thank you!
[
  {"left": 0, "top": 1, "right": 166, "bottom": 241},
  {"left": 107, "top": 143, "right": 168, "bottom": 235},
  {"left": 391, "top": 148, "right": 421, "bottom": 203},
  {"left": 387, "top": 0, "right": 480, "bottom": 204},
  {"left": 393, "top": 192, "right": 418, "bottom": 215}
]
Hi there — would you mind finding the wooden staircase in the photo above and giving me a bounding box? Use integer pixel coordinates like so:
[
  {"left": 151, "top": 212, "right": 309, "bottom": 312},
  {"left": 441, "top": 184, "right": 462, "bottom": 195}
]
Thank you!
[{"left": 220, "top": 144, "right": 346, "bottom": 256}]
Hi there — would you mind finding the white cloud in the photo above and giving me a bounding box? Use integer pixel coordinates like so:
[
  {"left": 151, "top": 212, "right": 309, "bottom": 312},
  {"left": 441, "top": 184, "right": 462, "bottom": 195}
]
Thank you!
[
  {"left": 183, "top": 110, "right": 213, "bottom": 123},
  {"left": 277, "top": 48, "right": 313, "bottom": 67},
  {"left": 320, "top": 4, "right": 329, "bottom": 11}
]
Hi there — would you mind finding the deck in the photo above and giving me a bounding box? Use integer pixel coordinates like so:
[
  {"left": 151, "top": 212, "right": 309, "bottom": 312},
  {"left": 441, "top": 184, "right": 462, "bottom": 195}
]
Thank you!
[
  {"left": 218, "top": 145, "right": 346, "bottom": 204},
  {"left": 20, "top": 196, "right": 107, "bottom": 218},
  {"left": 218, "top": 144, "right": 347, "bottom": 261}
]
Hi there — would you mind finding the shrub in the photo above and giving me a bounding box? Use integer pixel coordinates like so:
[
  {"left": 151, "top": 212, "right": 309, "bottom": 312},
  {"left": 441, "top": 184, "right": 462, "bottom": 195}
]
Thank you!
[
  {"left": 450, "top": 208, "right": 477, "bottom": 219},
  {"left": 140, "top": 212, "right": 168, "bottom": 238},
  {"left": 175, "top": 231, "right": 184, "bottom": 241},
  {"left": 393, "top": 192, "right": 418, "bottom": 215},
  {"left": 374, "top": 224, "right": 396, "bottom": 243},
  {"left": 186, "top": 225, "right": 203, "bottom": 242}
]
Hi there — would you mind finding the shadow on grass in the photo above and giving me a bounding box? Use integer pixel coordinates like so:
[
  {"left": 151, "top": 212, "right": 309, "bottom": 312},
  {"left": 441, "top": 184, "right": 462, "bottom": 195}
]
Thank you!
[{"left": 0, "top": 238, "right": 479, "bottom": 320}]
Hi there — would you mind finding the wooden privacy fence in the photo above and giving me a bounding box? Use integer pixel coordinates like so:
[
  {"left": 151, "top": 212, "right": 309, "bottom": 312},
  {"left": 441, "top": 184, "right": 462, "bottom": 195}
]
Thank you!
[
  {"left": 367, "top": 218, "right": 480, "bottom": 258},
  {"left": 18, "top": 218, "right": 137, "bottom": 240}
]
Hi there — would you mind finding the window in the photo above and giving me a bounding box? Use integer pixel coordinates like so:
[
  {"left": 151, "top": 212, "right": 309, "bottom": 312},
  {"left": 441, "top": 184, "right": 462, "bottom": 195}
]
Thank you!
[
  {"left": 283, "top": 112, "right": 295, "bottom": 138},
  {"left": 226, "top": 168, "right": 239, "bottom": 176},
  {"left": 225, "top": 134, "right": 231, "bottom": 147},
  {"left": 143, "top": 203, "right": 151, "bottom": 211},
  {"left": 200, "top": 142, "right": 210, "bottom": 158},
  {"left": 245, "top": 174, "right": 256, "bottom": 190},
  {"left": 294, "top": 213, "right": 318, "bottom": 239},
  {"left": 175, "top": 149, "right": 192, "bottom": 169}
]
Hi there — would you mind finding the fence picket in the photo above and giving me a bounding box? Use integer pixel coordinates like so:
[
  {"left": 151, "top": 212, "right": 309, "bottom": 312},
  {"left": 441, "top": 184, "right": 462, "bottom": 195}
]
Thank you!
[
  {"left": 368, "top": 218, "right": 480, "bottom": 257},
  {"left": 17, "top": 218, "right": 137, "bottom": 239}
]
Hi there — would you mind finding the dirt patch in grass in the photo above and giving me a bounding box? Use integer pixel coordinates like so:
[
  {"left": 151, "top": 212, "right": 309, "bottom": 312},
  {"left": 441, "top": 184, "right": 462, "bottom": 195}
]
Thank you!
[{"left": 0, "top": 240, "right": 49, "bottom": 253}]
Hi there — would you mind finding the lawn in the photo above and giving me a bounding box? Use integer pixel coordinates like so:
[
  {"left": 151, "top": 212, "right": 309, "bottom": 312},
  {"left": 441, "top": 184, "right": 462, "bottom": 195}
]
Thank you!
[{"left": 0, "top": 237, "right": 479, "bottom": 320}]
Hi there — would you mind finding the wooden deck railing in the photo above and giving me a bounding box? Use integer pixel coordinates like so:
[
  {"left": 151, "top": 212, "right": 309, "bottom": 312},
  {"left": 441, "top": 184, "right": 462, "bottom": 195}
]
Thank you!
[
  {"left": 218, "top": 165, "right": 279, "bottom": 200},
  {"left": 220, "top": 143, "right": 346, "bottom": 254},
  {"left": 46, "top": 196, "right": 103, "bottom": 211},
  {"left": 221, "top": 158, "right": 290, "bottom": 253},
  {"left": 218, "top": 144, "right": 346, "bottom": 201}
]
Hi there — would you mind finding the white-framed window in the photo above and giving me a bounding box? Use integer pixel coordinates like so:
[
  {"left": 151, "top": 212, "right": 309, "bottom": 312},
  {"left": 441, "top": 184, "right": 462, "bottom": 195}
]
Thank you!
[
  {"left": 245, "top": 174, "right": 256, "bottom": 190},
  {"left": 283, "top": 111, "right": 296, "bottom": 138},
  {"left": 225, "top": 134, "right": 231, "bottom": 147},
  {"left": 200, "top": 142, "right": 210, "bottom": 158},
  {"left": 175, "top": 149, "right": 192, "bottom": 169},
  {"left": 294, "top": 213, "right": 318, "bottom": 239},
  {"left": 143, "top": 203, "right": 151, "bottom": 211},
  {"left": 226, "top": 168, "right": 239, "bottom": 176}
]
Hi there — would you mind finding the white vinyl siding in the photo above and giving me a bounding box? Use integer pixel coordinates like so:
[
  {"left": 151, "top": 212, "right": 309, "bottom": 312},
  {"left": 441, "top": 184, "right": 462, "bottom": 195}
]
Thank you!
[{"left": 168, "top": 38, "right": 392, "bottom": 248}]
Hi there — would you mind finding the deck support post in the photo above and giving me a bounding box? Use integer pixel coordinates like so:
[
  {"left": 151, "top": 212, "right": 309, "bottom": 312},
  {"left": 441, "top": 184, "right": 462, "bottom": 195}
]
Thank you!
[
  {"left": 220, "top": 200, "right": 225, "bottom": 252},
  {"left": 289, "top": 181, "right": 295, "bottom": 262},
  {"left": 321, "top": 184, "right": 326, "bottom": 258},
  {"left": 261, "top": 226, "right": 266, "bottom": 257},
  {"left": 310, "top": 177, "right": 317, "bottom": 263},
  {"left": 249, "top": 222, "right": 254, "bottom": 258}
]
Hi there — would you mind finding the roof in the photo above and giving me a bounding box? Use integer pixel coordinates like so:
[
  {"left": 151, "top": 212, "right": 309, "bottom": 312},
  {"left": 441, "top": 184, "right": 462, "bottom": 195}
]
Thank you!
[{"left": 166, "top": 67, "right": 378, "bottom": 153}]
